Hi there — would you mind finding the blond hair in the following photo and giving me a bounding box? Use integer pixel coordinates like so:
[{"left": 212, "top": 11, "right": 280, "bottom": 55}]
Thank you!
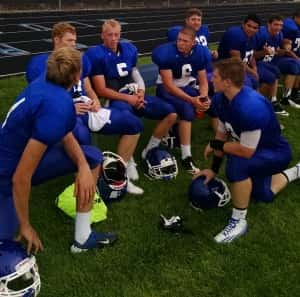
[
  {"left": 52, "top": 22, "right": 76, "bottom": 40},
  {"left": 46, "top": 47, "right": 81, "bottom": 89},
  {"left": 102, "top": 19, "right": 121, "bottom": 33}
]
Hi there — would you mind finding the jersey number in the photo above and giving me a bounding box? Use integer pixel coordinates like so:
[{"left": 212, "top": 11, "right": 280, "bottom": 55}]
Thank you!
[{"left": 117, "top": 63, "right": 129, "bottom": 77}]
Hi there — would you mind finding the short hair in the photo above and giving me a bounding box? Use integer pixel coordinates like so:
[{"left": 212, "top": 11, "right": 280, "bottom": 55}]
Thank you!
[
  {"left": 243, "top": 14, "right": 261, "bottom": 26},
  {"left": 293, "top": 9, "right": 300, "bottom": 18},
  {"left": 268, "top": 15, "right": 283, "bottom": 23},
  {"left": 102, "top": 19, "right": 121, "bottom": 33},
  {"left": 179, "top": 26, "right": 196, "bottom": 40},
  {"left": 52, "top": 22, "right": 76, "bottom": 40},
  {"left": 46, "top": 47, "right": 81, "bottom": 89},
  {"left": 185, "top": 8, "right": 202, "bottom": 19},
  {"left": 214, "top": 58, "right": 245, "bottom": 88}
]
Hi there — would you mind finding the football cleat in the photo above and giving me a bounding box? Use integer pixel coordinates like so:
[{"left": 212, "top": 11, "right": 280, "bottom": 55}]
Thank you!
[
  {"left": 70, "top": 231, "right": 117, "bottom": 253},
  {"left": 126, "top": 180, "right": 144, "bottom": 195},
  {"left": 281, "top": 96, "right": 300, "bottom": 109},
  {"left": 160, "top": 214, "right": 183, "bottom": 233},
  {"left": 214, "top": 218, "right": 247, "bottom": 243},
  {"left": 181, "top": 156, "right": 200, "bottom": 174},
  {"left": 127, "top": 158, "right": 139, "bottom": 181},
  {"left": 272, "top": 101, "right": 289, "bottom": 116}
]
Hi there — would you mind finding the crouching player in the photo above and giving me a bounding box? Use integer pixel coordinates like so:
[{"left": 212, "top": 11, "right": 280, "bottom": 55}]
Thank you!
[
  {"left": 0, "top": 47, "right": 116, "bottom": 254},
  {"left": 199, "top": 58, "right": 300, "bottom": 243}
]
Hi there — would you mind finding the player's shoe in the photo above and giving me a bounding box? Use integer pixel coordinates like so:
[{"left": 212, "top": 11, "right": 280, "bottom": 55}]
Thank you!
[
  {"left": 281, "top": 96, "right": 300, "bottom": 109},
  {"left": 272, "top": 101, "right": 289, "bottom": 116},
  {"left": 127, "top": 180, "right": 144, "bottom": 195},
  {"left": 70, "top": 231, "right": 117, "bottom": 253},
  {"left": 127, "top": 158, "right": 139, "bottom": 181},
  {"left": 214, "top": 218, "right": 247, "bottom": 243},
  {"left": 181, "top": 156, "right": 200, "bottom": 174}
]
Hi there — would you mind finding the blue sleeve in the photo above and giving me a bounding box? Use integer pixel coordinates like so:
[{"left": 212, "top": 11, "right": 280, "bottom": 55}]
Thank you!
[
  {"left": 32, "top": 94, "right": 76, "bottom": 146},
  {"left": 26, "top": 55, "right": 47, "bottom": 83},
  {"left": 152, "top": 44, "right": 173, "bottom": 70},
  {"left": 224, "top": 28, "right": 243, "bottom": 51},
  {"left": 194, "top": 45, "right": 210, "bottom": 71},
  {"left": 81, "top": 54, "right": 91, "bottom": 78},
  {"left": 282, "top": 19, "right": 296, "bottom": 41},
  {"left": 254, "top": 30, "right": 265, "bottom": 50},
  {"left": 167, "top": 26, "right": 181, "bottom": 42},
  {"left": 201, "top": 25, "right": 210, "bottom": 40},
  {"left": 129, "top": 43, "right": 138, "bottom": 67},
  {"left": 85, "top": 47, "right": 105, "bottom": 77}
]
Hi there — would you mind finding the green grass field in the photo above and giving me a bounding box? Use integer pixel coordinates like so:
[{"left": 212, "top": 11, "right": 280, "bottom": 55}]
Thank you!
[{"left": 1, "top": 71, "right": 300, "bottom": 297}]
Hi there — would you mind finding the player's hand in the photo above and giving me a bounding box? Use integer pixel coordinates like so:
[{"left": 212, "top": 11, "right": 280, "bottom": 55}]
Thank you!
[
  {"left": 89, "top": 99, "right": 101, "bottom": 112},
  {"left": 137, "top": 89, "right": 145, "bottom": 100},
  {"left": 193, "top": 96, "right": 211, "bottom": 112},
  {"left": 16, "top": 224, "right": 44, "bottom": 255},
  {"left": 264, "top": 45, "right": 275, "bottom": 56},
  {"left": 211, "top": 50, "right": 218, "bottom": 60},
  {"left": 194, "top": 169, "right": 216, "bottom": 184},
  {"left": 74, "top": 163, "right": 96, "bottom": 209},
  {"left": 204, "top": 142, "right": 213, "bottom": 160},
  {"left": 75, "top": 103, "right": 91, "bottom": 115}
]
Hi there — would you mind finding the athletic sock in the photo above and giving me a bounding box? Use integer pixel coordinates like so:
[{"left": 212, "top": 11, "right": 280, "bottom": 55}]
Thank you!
[
  {"left": 283, "top": 88, "right": 292, "bottom": 98},
  {"left": 144, "top": 136, "right": 161, "bottom": 154},
  {"left": 282, "top": 164, "right": 300, "bottom": 183},
  {"left": 181, "top": 144, "right": 191, "bottom": 160},
  {"left": 232, "top": 207, "right": 247, "bottom": 220},
  {"left": 75, "top": 212, "right": 92, "bottom": 244}
]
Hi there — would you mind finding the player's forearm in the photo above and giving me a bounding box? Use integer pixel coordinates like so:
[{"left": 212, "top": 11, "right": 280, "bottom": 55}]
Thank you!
[
  {"left": 12, "top": 176, "right": 31, "bottom": 227},
  {"left": 95, "top": 85, "right": 132, "bottom": 102},
  {"left": 223, "top": 142, "right": 255, "bottom": 158},
  {"left": 165, "top": 83, "right": 195, "bottom": 103},
  {"left": 62, "top": 132, "right": 89, "bottom": 169}
]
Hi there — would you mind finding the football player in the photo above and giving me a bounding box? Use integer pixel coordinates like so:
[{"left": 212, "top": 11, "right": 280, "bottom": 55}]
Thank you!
[
  {"left": 282, "top": 9, "right": 300, "bottom": 101},
  {"left": 26, "top": 22, "right": 144, "bottom": 195},
  {"left": 152, "top": 26, "right": 210, "bottom": 174},
  {"left": 254, "top": 15, "right": 300, "bottom": 110},
  {"left": 0, "top": 47, "right": 117, "bottom": 253},
  {"left": 86, "top": 19, "right": 177, "bottom": 175},
  {"left": 198, "top": 58, "right": 299, "bottom": 243}
]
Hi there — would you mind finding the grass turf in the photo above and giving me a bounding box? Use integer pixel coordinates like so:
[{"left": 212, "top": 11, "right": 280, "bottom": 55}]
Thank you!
[{"left": 1, "top": 72, "right": 300, "bottom": 297}]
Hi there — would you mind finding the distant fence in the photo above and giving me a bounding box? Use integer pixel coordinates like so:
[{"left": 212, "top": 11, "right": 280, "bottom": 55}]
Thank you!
[{"left": 0, "top": 0, "right": 294, "bottom": 11}]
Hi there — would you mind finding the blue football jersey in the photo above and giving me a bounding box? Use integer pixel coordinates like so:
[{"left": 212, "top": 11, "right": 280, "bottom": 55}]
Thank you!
[
  {"left": 152, "top": 42, "right": 209, "bottom": 86},
  {"left": 213, "top": 86, "right": 284, "bottom": 149},
  {"left": 85, "top": 42, "right": 137, "bottom": 90},
  {"left": 254, "top": 26, "right": 283, "bottom": 62},
  {"left": 26, "top": 52, "right": 90, "bottom": 97},
  {"left": 167, "top": 25, "right": 210, "bottom": 46},
  {"left": 0, "top": 77, "right": 76, "bottom": 177},
  {"left": 282, "top": 18, "right": 300, "bottom": 55},
  {"left": 218, "top": 26, "right": 256, "bottom": 63}
]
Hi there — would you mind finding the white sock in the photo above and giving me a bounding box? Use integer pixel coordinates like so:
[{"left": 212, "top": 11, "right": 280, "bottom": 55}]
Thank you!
[
  {"left": 144, "top": 136, "right": 161, "bottom": 153},
  {"left": 128, "top": 157, "right": 136, "bottom": 166},
  {"left": 75, "top": 212, "right": 92, "bottom": 244},
  {"left": 271, "top": 96, "right": 277, "bottom": 102},
  {"left": 232, "top": 208, "right": 247, "bottom": 220},
  {"left": 181, "top": 144, "right": 191, "bottom": 160},
  {"left": 283, "top": 88, "right": 292, "bottom": 98},
  {"left": 282, "top": 164, "right": 300, "bottom": 183}
]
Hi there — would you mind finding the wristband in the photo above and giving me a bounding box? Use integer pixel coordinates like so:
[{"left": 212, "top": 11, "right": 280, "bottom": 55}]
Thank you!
[
  {"left": 211, "top": 155, "right": 223, "bottom": 174},
  {"left": 210, "top": 139, "right": 225, "bottom": 151}
]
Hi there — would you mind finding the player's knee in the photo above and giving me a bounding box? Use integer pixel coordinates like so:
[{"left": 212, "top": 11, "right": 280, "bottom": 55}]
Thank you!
[
  {"left": 125, "top": 114, "right": 144, "bottom": 134},
  {"left": 81, "top": 145, "right": 103, "bottom": 168}
]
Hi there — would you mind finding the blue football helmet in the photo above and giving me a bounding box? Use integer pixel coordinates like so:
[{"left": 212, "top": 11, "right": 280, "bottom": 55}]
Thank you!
[
  {"left": 161, "top": 123, "right": 180, "bottom": 150},
  {"left": 97, "top": 151, "right": 127, "bottom": 203},
  {"left": 188, "top": 176, "right": 231, "bottom": 210},
  {"left": 0, "top": 240, "right": 40, "bottom": 297},
  {"left": 145, "top": 147, "right": 178, "bottom": 180}
]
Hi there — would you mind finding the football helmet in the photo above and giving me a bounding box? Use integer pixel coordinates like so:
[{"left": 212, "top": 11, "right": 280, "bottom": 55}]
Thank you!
[
  {"left": 145, "top": 147, "right": 178, "bottom": 180},
  {"left": 188, "top": 176, "right": 231, "bottom": 210},
  {"left": 97, "top": 151, "right": 127, "bottom": 203},
  {"left": 161, "top": 123, "right": 180, "bottom": 149},
  {"left": 0, "top": 240, "right": 40, "bottom": 297}
]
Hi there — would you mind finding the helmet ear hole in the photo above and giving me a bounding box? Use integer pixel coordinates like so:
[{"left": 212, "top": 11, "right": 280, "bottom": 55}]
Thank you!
[
  {"left": 145, "top": 147, "right": 178, "bottom": 180},
  {"left": 188, "top": 176, "right": 231, "bottom": 210},
  {"left": 97, "top": 151, "right": 128, "bottom": 203}
]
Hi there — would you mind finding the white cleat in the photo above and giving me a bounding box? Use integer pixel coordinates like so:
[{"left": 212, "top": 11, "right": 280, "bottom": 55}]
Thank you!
[
  {"left": 127, "top": 158, "right": 139, "bottom": 181},
  {"left": 214, "top": 218, "right": 247, "bottom": 243},
  {"left": 126, "top": 180, "right": 144, "bottom": 195}
]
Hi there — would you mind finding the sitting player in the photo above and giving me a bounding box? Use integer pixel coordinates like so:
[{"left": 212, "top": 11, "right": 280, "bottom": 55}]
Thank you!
[
  {"left": 152, "top": 26, "right": 211, "bottom": 174},
  {"left": 26, "top": 22, "right": 144, "bottom": 195}
]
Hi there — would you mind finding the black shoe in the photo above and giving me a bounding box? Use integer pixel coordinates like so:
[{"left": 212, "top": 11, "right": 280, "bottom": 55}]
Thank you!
[
  {"left": 272, "top": 101, "right": 289, "bottom": 116},
  {"left": 181, "top": 156, "right": 200, "bottom": 174},
  {"left": 281, "top": 96, "right": 300, "bottom": 109}
]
